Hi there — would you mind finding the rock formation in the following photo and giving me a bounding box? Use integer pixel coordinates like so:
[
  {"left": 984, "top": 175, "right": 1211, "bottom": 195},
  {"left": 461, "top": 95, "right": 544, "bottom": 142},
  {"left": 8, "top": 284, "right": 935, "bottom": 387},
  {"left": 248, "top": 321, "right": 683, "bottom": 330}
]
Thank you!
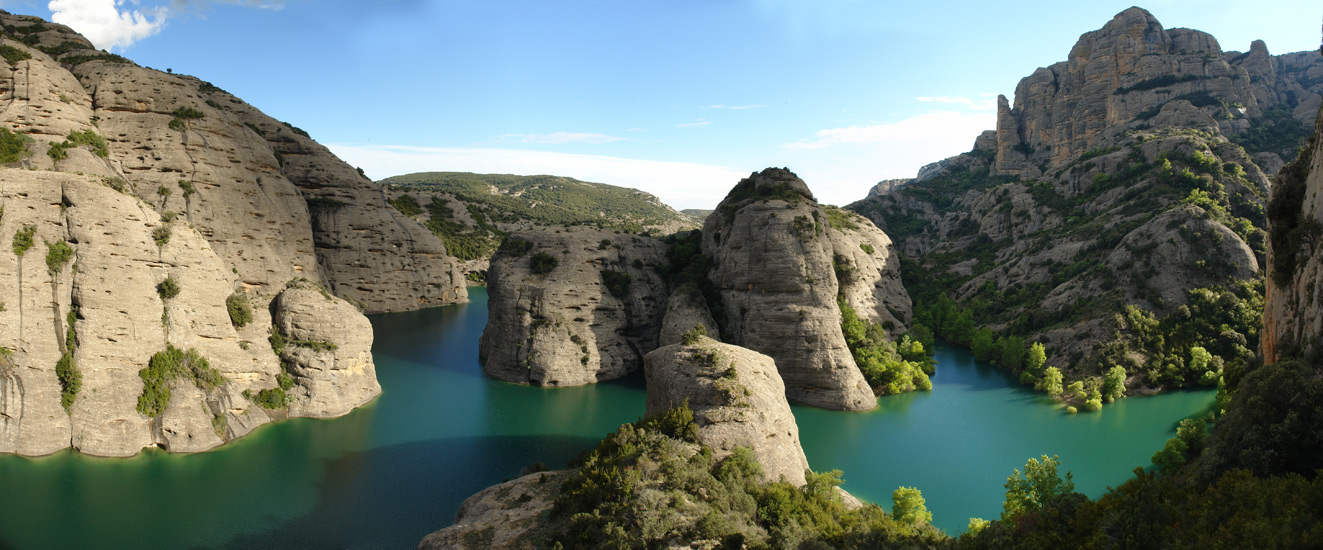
[
  {"left": 703, "top": 168, "right": 909, "bottom": 410},
  {"left": 479, "top": 226, "right": 669, "bottom": 386},
  {"left": 644, "top": 337, "right": 810, "bottom": 485},
  {"left": 421, "top": 335, "right": 823, "bottom": 548},
  {"left": 851, "top": 7, "right": 1303, "bottom": 388},
  {"left": 0, "top": 11, "right": 441, "bottom": 456},
  {"left": 1263, "top": 98, "right": 1323, "bottom": 363}
]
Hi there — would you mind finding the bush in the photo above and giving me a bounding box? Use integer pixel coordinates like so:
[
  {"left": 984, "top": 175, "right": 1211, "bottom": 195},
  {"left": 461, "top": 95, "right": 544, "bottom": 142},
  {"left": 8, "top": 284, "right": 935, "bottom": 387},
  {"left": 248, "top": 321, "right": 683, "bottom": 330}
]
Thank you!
[
  {"left": 45, "top": 240, "right": 73, "bottom": 275},
  {"left": 600, "top": 270, "right": 631, "bottom": 299},
  {"left": 152, "top": 225, "right": 171, "bottom": 247},
  {"left": 226, "top": 293, "right": 252, "bottom": 328},
  {"left": 0, "top": 127, "right": 33, "bottom": 164},
  {"left": 0, "top": 44, "right": 31, "bottom": 66},
  {"left": 530, "top": 251, "right": 557, "bottom": 274},
  {"left": 497, "top": 238, "right": 534, "bottom": 257},
  {"left": 681, "top": 324, "right": 707, "bottom": 345},
  {"left": 250, "top": 387, "right": 290, "bottom": 409},
  {"left": 156, "top": 277, "right": 180, "bottom": 300},
  {"left": 1002, "top": 455, "right": 1075, "bottom": 520},
  {"left": 12, "top": 225, "right": 36, "bottom": 257},
  {"left": 137, "top": 346, "right": 223, "bottom": 417}
]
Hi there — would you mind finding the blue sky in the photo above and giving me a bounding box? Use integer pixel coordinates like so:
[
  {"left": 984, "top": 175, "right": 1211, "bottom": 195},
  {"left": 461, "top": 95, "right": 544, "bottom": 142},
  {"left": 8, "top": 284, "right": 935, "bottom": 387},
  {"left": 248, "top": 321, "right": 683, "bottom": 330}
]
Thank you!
[{"left": 6, "top": 0, "right": 1321, "bottom": 208}]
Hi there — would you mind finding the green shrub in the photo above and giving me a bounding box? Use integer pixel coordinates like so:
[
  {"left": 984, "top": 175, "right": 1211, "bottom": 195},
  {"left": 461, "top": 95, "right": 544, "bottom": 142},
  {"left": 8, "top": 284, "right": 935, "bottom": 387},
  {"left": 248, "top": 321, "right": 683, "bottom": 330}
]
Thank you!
[
  {"left": 43, "top": 240, "right": 73, "bottom": 275},
  {"left": 152, "top": 225, "right": 171, "bottom": 247},
  {"left": 250, "top": 387, "right": 289, "bottom": 409},
  {"left": 0, "top": 127, "right": 33, "bottom": 163},
  {"left": 600, "top": 270, "right": 631, "bottom": 299},
  {"left": 12, "top": 225, "right": 36, "bottom": 257},
  {"left": 226, "top": 292, "right": 252, "bottom": 328},
  {"left": 137, "top": 346, "right": 223, "bottom": 417},
  {"left": 156, "top": 277, "right": 180, "bottom": 300},
  {"left": 388, "top": 194, "right": 422, "bottom": 216},
  {"left": 681, "top": 324, "right": 707, "bottom": 345},
  {"left": 497, "top": 237, "right": 534, "bottom": 257},
  {"left": 860, "top": 242, "right": 875, "bottom": 254},
  {"left": 530, "top": 251, "right": 557, "bottom": 274},
  {"left": 0, "top": 44, "right": 30, "bottom": 66}
]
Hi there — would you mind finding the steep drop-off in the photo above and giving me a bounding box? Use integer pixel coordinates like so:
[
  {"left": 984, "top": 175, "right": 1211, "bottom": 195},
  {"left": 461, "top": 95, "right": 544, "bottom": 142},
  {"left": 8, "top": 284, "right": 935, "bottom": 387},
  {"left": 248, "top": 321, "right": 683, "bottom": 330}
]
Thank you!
[
  {"left": 853, "top": 7, "right": 1313, "bottom": 396},
  {"left": 0, "top": 11, "right": 451, "bottom": 455}
]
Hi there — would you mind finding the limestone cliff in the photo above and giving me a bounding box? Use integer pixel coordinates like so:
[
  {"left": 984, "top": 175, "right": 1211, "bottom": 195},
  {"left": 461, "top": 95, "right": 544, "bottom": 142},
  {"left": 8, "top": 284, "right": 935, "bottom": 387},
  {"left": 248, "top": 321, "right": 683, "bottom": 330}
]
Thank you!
[
  {"left": 644, "top": 338, "right": 810, "bottom": 485},
  {"left": 0, "top": 11, "right": 429, "bottom": 456},
  {"left": 852, "top": 8, "right": 1285, "bottom": 391},
  {"left": 1263, "top": 97, "right": 1323, "bottom": 363},
  {"left": 479, "top": 226, "right": 669, "bottom": 386},
  {"left": 704, "top": 168, "right": 909, "bottom": 411}
]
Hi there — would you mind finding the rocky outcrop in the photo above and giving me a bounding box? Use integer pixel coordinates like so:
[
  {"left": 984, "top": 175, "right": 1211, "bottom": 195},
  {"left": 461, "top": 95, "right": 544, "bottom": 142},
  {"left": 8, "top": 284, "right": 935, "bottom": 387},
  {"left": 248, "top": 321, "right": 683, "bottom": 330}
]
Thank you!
[
  {"left": 1263, "top": 101, "right": 1323, "bottom": 363},
  {"left": 479, "top": 226, "right": 669, "bottom": 386},
  {"left": 271, "top": 284, "right": 380, "bottom": 418},
  {"left": 866, "top": 178, "right": 912, "bottom": 198},
  {"left": 644, "top": 338, "right": 810, "bottom": 485},
  {"left": 0, "top": 11, "right": 404, "bottom": 456},
  {"left": 991, "top": 7, "right": 1323, "bottom": 178},
  {"left": 418, "top": 470, "right": 569, "bottom": 550},
  {"left": 851, "top": 9, "right": 1288, "bottom": 385},
  {"left": 657, "top": 286, "right": 719, "bottom": 347},
  {"left": 703, "top": 168, "right": 909, "bottom": 411}
]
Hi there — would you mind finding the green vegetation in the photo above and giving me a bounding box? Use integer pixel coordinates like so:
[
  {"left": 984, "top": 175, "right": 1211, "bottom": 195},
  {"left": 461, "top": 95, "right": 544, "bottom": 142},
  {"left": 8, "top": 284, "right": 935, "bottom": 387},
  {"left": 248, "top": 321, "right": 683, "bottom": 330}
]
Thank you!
[
  {"left": 600, "top": 270, "right": 631, "bottom": 299},
  {"left": 12, "top": 225, "right": 36, "bottom": 257},
  {"left": 226, "top": 292, "right": 252, "bottom": 328},
  {"left": 380, "top": 172, "right": 684, "bottom": 234},
  {"left": 681, "top": 324, "right": 708, "bottom": 345},
  {"left": 422, "top": 196, "right": 500, "bottom": 261},
  {"left": 152, "top": 225, "right": 171, "bottom": 247},
  {"left": 890, "top": 487, "right": 931, "bottom": 525},
  {"left": 1230, "top": 106, "right": 1312, "bottom": 161},
  {"left": 497, "top": 237, "right": 534, "bottom": 257},
  {"left": 530, "top": 251, "right": 558, "bottom": 275},
  {"left": 542, "top": 405, "right": 942, "bottom": 549},
  {"left": 156, "top": 277, "right": 180, "bottom": 300},
  {"left": 58, "top": 53, "right": 130, "bottom": 66},
  {"left": 717, "top": 170, "right": 811, "bottom": 215},
  {"left": 56, "top": 307, "right": 80, "bottom": 411},
  {"left": 48, "top": 130, "right": 110, "bottom": 161},
  {"left": 45, "top": 240, "right": 72, "bottom": 274},
  {"left": 248, "top": 386, "right": 291, "bottom": 409},
  {"left": 0, "top": 44, "right": 30, "bottom": 66},
  {"left": 137, "top": 346, "right": 223, "bottom": 417},
  {"left": 168, "top": 106, "right": 205, "bottom": 132},
  {"left": 1000, "top": 455, "right": 1075, "bottom": 521},
  {"left": 839, "top": 297, "right": 932, "bottom": 394},
  {"left": 0, "top": 127, "right": 33, "bottom": 163},
  {"left": 388, "top": 194, "right": 422, "bottom": 216}
]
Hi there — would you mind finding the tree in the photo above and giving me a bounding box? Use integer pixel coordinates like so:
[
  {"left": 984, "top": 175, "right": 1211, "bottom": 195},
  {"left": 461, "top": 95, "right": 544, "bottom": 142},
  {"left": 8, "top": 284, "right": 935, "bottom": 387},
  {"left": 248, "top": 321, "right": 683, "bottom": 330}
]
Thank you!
[
  {"left": 1002, "top": 455, "right": 1074, "bottom": 520},
  {"left": 1067, "top": 381, "right": 1086, "bottom": 401},
  {"left": 1026, "top": 342, "right": 1046, "bottom": 376},
  {"left": 1000, "top": 335, "right": 1025, "bottom": 371},
  {"left": 1189, "top": 346, "right": 1212, "bottom": 375},
  {"left": 972, "top": 327, "right": 997, "bottom": 361},
  {"left": 1038, "top": 366, "right": 1063, "bottom": 395},
  {"left": 892, "top": 486, "right": 932, "bottom": 525},
  {"left": 1103, "top": 365, "right": 1126, "bottom": 402}
]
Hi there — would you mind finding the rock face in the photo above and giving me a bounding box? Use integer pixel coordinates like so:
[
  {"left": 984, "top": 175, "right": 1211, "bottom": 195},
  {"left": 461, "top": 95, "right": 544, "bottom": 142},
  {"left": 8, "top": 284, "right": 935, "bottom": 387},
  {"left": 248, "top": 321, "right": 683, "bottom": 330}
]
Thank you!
[
  {"left": 851, "top": 8, "right": 1294, "bottom": 385},
  {"left": 992, "top": 7, "right": 1323, "bottom": 178},
  {"left": 479, "top": 226, "right": 669, "bottom": 386},
  {"left": 271, "top": 285, "right": 381, "bottom": 418},
  {"left": 1263, "top": 101, "right": 1323, "bottom": 363},
  {"left": 0, "top": 11, "right": 411, "bottom": 456},
  {"left": 644, "top": 338, "right": 810, "bottom": 485},
  {"left": 703, "top": 168, "right": 909, "bottom": 411},
  {"left": 657, "top": 286, "right": 719, "bottom": 347},
  {"left": 418, "top": 470, "right": 569, "bottom": 550}
]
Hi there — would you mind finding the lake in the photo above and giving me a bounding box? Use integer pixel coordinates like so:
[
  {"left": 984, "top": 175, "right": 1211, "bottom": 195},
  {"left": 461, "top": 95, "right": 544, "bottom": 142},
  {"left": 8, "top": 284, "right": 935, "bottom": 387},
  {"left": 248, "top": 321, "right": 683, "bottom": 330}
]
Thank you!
[{"left": 0, "top": 287, "right": 1213, "bottom": 548}]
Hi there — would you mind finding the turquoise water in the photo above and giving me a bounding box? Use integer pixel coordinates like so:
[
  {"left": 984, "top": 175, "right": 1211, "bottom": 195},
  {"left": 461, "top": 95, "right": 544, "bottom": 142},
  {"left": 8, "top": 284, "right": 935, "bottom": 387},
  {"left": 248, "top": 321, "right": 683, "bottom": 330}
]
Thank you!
[{"left": 0, "top": 288, "right": 1212, "bottom": 548}]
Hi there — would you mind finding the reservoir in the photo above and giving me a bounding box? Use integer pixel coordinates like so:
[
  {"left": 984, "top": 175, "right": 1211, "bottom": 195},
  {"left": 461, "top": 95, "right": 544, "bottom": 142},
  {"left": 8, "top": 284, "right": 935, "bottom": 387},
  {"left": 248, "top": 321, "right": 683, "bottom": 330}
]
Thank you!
[{"left": 0, "top": 287, "right": 1213, "bottom": 548}]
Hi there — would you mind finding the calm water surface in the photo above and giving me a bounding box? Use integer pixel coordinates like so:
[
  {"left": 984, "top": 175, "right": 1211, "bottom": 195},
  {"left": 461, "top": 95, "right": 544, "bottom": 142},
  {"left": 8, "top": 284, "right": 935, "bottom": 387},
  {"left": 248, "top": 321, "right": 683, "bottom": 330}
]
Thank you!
[{"left": 0, "top": 288, "right": 1212, "bottom": 548}]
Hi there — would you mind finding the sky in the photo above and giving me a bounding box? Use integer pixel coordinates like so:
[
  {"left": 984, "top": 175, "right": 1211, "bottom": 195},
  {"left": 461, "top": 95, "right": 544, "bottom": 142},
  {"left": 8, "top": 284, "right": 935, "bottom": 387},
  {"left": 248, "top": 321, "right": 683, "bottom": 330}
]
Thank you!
[{"left": 3, "top": 1, "right": 1321, "bottom": 209}]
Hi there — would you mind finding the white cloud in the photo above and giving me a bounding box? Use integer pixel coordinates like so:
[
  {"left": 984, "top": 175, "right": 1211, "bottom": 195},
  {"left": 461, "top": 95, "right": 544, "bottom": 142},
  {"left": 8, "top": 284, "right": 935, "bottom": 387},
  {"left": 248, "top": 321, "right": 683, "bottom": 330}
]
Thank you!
[
  {"left": 326, "top": 144, "right": 747, "bottom": 211},
  {"left": 916, "top": 95, "right": 997, "bottom": 110},
  {"left": 47, "top": 0, "right": 284, "bottom": 51},
  {"left": 776, "top": 109, "right": 995, "bottom": 206},
  {"left": 49, "top": 0, "right": 166, "bottom": 50},
  {"left": 704, "top": 104, "right": 765, "bottom": 110},
  {"left": 782, "top": 110, "right": 992, "bottom": 151},
  {"left": 677, "top": 119, "right": 713, "bottom": 127},
  {"left": 493, "top": 132, "right": 626, "bottom": 144}
]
